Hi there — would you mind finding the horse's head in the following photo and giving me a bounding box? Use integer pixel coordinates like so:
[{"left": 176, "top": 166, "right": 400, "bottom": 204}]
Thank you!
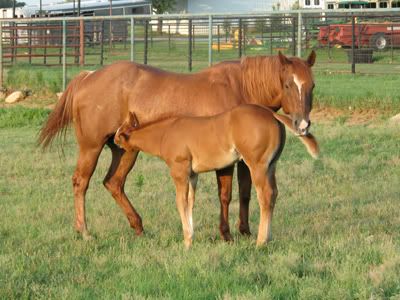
[
  {"left": 279, "top": 51, "right": 316, "bottom": 136},
  {"left": 114, "top": 112, "right": 140, "bottom": 151}
]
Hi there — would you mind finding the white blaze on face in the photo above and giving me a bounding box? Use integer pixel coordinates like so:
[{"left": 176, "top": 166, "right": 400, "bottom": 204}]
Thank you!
[{"left": 293, "top": 74, "right": 304, "bottom": 102}]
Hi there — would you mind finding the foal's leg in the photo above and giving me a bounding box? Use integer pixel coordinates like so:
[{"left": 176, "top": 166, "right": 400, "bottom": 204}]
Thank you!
[
  {"left": 171, "top": 169, "right": 192, "bottom": 249},
  {"left": 73, "top": 145, "right": 103, "bottom": 240},
  {"left": 188, "top": 174, "right": 198, "bottom": 239},
  {"left": 237, "top": 161, "right": 252, "bottom": 235},
  {"left": 103, "top": 143, "right": 143, "bottom": 235},
  {"left": 249, "top": 164, "right": 277, "bottom": 246},
  {"left": 216, "top": 166, "right": 234, "bottom": 241}
]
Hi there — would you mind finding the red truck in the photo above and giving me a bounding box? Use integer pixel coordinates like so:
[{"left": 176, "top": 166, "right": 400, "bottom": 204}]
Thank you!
[{"left": 318, "top": 23, "right": 400, "bottom": 50}]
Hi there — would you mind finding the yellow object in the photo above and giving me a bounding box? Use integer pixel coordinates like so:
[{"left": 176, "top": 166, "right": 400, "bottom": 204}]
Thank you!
[{"left": 212, "top": 43, "right": 234, "bottom": 50}]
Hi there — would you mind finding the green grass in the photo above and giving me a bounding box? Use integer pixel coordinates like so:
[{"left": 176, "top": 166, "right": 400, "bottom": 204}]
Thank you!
[{"left": 1, "top": 109, "right": 399, "bottom": 299}]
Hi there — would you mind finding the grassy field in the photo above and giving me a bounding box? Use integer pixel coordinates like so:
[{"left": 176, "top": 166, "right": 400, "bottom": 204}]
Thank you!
[{"left": 0, "top": 107, "right": 399, "bottom": 299}]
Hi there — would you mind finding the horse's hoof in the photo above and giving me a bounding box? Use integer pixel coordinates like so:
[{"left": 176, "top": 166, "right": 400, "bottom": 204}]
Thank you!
[
  {"left": 238, "top": 225, "right": 251, "bottom": 236},
  {"left": 221, "top": 232, "right": 234, "bottom": 243},
  {"left": 135, "top": 228, "right": 144, "bottom": 236}
]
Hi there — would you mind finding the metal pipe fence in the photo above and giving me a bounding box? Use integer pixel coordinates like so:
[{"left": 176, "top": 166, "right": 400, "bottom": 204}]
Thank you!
[{"left": 0, "top": 9, "right": 399, "bottom": 90}]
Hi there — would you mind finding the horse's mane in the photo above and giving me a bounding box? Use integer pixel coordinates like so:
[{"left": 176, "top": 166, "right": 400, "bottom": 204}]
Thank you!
[{"left": 240, "top": 56, "right": 282, "bottom": 103}]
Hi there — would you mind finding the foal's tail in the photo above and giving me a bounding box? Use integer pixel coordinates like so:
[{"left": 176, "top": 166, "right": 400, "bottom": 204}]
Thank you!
[
  {"left": 272, "top": 112, "right": 319, "bottom": 159},
  {"left": 38, "top": 71, "right": 92, "bottom": 149}
]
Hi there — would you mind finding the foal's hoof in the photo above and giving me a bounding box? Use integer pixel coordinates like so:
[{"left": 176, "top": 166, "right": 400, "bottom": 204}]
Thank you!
[{"left": 82, "top": 232, "right": 94, "bottom": 241}]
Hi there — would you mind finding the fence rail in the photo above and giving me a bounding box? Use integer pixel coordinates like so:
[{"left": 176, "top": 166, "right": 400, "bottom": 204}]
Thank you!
[{"left": 0, "top": 9, "right": 399, "bottom": 90}]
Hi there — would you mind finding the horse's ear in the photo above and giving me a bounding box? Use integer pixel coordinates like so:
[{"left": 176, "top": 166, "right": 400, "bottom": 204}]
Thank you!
[
  {"left": 307, "top": 50, "right": 316, "bottom": 67},
  {"left": 128, "top": 112, "right": 140, "bottom": 129},
  {"left": 278, "top": 51, "right": 292, "bottom": 65}
]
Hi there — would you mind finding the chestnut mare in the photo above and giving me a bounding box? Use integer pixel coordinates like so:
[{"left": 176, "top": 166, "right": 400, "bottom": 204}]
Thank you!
[
  {"left": 114, "top": 105, "right": 319, "bottom": 248},
  {"left": 39, "top": 51, "right": 316, "bottom": 241}
]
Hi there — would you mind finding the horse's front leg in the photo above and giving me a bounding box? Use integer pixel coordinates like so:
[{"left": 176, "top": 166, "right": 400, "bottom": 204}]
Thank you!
[
  {"left": 237, "top": 160, "right": 252, "bottom": 235},
  {"left": 216, "top": 165, "right": 234, "bottom": 242}
]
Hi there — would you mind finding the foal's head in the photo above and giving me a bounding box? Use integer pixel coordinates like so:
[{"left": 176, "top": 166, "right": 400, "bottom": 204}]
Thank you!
[
  {"left": 279, "top": 51, "right": 316, "bottom": 136},
  {"left": 114, "top": 112, "right": 140, "bottom": 151}
]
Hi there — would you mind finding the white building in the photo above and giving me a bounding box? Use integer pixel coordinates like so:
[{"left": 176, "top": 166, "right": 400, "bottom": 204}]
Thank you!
[{"left": 300, "top": 0, "right": 325, "bottom": 9}]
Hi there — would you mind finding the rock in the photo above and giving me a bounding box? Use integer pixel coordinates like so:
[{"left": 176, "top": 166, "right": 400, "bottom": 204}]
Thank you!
[
  {"left": 5, "top": 91, "right": 25, "bottom": 104},
  {"left": 390, "top": 113, "right": 400, "bottom": 124},
  {"left": 56, "top": 92, "right": 63, "bottom": 100}
]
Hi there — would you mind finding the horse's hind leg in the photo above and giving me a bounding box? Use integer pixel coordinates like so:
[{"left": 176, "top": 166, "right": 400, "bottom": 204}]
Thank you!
[
  {"left": 237, "top": 160, "right": 252, "bottom": 235},
  {"left": 103, "top": 143, "right": 143, "bottom": 235},
  {"left": 216, "top": 166, "right": 234, "bottom": 242},
  {"left": 73, "top": 146, "right": 103, "bottom": 240}
]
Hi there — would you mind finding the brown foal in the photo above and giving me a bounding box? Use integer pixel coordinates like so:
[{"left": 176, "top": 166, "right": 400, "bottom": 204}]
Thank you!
[{"left": 114, "top": 104, "right": 319, "bottom": 248}]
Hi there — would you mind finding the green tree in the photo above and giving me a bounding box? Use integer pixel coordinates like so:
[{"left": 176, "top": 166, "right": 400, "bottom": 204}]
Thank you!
[
  {"left": 151, "top": 0, "right": 176, "bottom": 14},
  {"left": 151, "top": 0, "right": 176, "bottom": 33},
  {"left": 0, "top": 0, "right": 25, "bottom": 8},
  {"left": 292, "top": 0, "right": 300, "bottom": 9}
]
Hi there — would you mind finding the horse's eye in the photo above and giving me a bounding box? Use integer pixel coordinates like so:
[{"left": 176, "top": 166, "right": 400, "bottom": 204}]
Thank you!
[{"left": 285, "top": 84, "right": 290, "bottom": 89}]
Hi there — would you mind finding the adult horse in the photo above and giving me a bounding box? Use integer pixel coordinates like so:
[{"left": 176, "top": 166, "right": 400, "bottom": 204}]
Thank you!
[{"left": 39, "top": 51, "right": 316, "bottom": 241}]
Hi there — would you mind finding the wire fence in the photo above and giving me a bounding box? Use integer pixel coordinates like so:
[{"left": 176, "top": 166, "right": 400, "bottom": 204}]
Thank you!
[{"left": 0, "top": 9, "right": 399, "bottom": 91}]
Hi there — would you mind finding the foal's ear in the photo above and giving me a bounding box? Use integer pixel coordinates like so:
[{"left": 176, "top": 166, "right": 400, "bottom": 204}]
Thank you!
[
  {"left": 307, "top": 50, "right": 316, "bottom": 67},
  {"left": 128, "top": 112, "right": 140, "bottom": 129},
  {"left": 278, "top": 51, "right": 292, "bottom": 65}
]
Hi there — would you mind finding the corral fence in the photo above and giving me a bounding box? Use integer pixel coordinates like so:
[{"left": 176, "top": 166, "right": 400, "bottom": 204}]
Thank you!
[{"left": 0, "top": 8, "right": 399, "bottom": 90}]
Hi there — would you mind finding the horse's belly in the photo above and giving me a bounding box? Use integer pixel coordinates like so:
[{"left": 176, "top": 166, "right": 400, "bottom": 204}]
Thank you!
[{"left": 192, "top": 147, "right": 241, "bottom": 173}]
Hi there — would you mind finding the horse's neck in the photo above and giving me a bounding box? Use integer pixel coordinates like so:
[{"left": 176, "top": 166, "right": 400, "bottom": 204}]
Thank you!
[
  {"left": 239, "top": 56, "right": 283, "bottom": 109},
  {"left": 132, "top": 120, "right": 175, "bottom": 157}
]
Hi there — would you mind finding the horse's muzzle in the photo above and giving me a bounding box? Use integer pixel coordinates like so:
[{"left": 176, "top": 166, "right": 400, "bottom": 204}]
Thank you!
[{"left": 294, "top": 119, "right": 311, "bottom": 136}]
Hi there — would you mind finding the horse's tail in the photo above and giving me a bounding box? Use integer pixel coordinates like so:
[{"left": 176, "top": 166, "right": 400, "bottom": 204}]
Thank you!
[
  {"left": 272, "top": 112, "right": 319, "bottom": 159},
  {"left": 38, "top": 71, "right": 91, "bottom": 149}
]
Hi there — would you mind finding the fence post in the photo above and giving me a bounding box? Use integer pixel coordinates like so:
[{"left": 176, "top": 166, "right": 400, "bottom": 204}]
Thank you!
[
  {"left": 351, "top": 14, "right": 355, "bottom": 74},
  {"left": 238, "top": 18, "right": 242, "bottom": 58},
  {"left": 0, "top": 21, "right": 3, "bottom": 87},
  {"left": 217, "top": 24, "right": 220, "bottom": 52},
  {"left": 269, "top": 17, "right": 273, "bottom": 55},
  {"left": 292, "top": 16, "right": 296, "bottom": 56},
  {"left": 130, "top": 17, "right": 135, "bottom": 62},
  {"left": 100, "top": 20, "right": 104, "bottom": 65},
  {"left": 144, "top": 19, "right": 149, "bottom": 65},
  {"left": 328, "top": 24, "right": 331, "bottom": 61},
  {"left": 208, "top": 15, "right": 212, "bottom": 66},
  {"left": 297, "top": 12, "right": 302, "bottom": 57},
  {"left": 168, "top": 24, "right": 171, "bottom": 52},
  {"left": 390, "top": 21, "right": 394, "bottom": 63},
  {"left": 62, "top": 19, "right": 67, "bottom": 91},
  {"left": 188, "top": 18, "right": 192, "bottom": 71},
  {"left": 80, "top": 19, "right": 85, "bottom": 66}
]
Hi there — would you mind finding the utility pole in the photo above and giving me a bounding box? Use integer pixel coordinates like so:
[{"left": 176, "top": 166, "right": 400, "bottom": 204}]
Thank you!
[
  {"left": 12, "top": 0, "right": 16, "bottom": 18},
  {"left": 109, "top": 0, "right": 112, "bottom": 51},
  {"left": 78, "top": 0, "right": 81, "bottom": 16}
]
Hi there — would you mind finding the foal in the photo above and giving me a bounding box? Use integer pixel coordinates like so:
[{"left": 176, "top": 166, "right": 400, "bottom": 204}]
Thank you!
[{"left": 114, "top": 104, "right": 318, "bottom": 248}]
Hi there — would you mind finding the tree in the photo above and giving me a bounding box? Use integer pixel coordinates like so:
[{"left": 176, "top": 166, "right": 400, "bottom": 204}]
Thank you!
[
  {"left": 291, "top": 0, "right": 300, "bottom": 10},
  {"left": 0, "top": 0, "right": 25, "bottom": 8},
  {"left": 151, "top": 0, "right": 176, "bottom": 14},
  {"left": 151, "top": 0, "right": 176, "bottom": 33}
]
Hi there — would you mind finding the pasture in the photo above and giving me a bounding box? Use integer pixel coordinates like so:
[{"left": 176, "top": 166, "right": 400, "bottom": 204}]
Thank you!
[{"left": 1, "top": 106, "right": 399, "bottom": 299}]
